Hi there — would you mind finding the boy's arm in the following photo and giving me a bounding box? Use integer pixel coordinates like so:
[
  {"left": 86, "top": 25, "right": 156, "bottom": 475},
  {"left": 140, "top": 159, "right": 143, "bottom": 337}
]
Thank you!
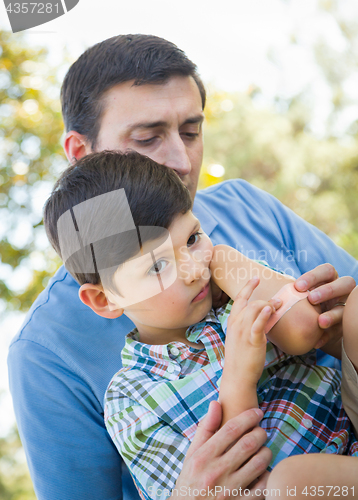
[
  {"left": 105, "top": 390, "right": 271, "bottom": 500},
  {"left": 219, "top": 278, "right": 277, "bottom": 426},
  {"left": 211, "top": 244, "right": 324, "bottom": 356}
]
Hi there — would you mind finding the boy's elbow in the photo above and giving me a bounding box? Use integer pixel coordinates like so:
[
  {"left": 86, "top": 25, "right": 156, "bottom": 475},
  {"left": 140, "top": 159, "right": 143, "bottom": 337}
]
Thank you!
[{"left": 268, "top": 299, "right": 323, "bottom": 356}]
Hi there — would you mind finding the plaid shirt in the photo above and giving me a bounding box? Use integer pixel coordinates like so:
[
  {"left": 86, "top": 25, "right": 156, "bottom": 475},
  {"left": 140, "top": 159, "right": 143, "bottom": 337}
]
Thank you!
[{"left": 105, "top": 302, "right": 358, "bottom": 500}]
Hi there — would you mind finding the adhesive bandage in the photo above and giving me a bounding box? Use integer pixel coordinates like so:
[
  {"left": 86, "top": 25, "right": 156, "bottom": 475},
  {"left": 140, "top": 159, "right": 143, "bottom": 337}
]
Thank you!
[{"left": 264, "top": 282, "right": 310, "bottom": 334}]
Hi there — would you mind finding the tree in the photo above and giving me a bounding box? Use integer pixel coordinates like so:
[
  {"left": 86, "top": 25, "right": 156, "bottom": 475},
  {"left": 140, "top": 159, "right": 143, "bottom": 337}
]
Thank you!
[{"left": 0, "top": 29, "right": 65, "bottom": 314}]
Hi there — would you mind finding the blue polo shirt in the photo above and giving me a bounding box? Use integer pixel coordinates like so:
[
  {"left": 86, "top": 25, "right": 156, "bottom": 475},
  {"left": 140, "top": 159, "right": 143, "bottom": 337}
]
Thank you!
[{"left": 8, "top": 179, "right": 358, "bottom": 500}]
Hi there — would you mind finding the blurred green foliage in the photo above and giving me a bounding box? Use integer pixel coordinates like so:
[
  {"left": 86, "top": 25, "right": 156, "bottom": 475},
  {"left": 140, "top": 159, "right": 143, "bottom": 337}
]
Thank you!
[
  {"left": 0, "top": 29, "right": 64, "bottom": 314},
  {"left": 0, "top": 423, "right": 36, "bottom": 500},
  {"left": 201, "top": 88, "right": 358, "bottom": 257}
]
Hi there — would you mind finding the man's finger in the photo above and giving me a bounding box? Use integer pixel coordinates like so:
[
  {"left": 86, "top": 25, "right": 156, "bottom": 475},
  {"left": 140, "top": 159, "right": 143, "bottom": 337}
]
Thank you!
[
  {"left": 318, "top": 305, "right": 346, "bottom": 330},
  {"left": 295, "top": 263, "right": 338, "bottom": 292},
  {"left": 210, "top": 408, "right": 264, "bottom": 457},
  {"left": 223, "top": 422, "right": 267, "bottom": 467},
  {"left": 186, "top": 401, "right": 222, "bottom": 460},
  {"left": 307, "top": 276, "right": 355, "bottom": 305},
  {"left": 246, "top": 471, "right": 271, "bottom": 499},
  {"left": 232, "top": 446, "right": 272, "bottom": 496}
]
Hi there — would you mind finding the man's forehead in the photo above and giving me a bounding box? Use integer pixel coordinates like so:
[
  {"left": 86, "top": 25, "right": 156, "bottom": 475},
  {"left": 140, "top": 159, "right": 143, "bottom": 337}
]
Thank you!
[{"left": 100, "top": 76, "right": 203, "bottom": 125}]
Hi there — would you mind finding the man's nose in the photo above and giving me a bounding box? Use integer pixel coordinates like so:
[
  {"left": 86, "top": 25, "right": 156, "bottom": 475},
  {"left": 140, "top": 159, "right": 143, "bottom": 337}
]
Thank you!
[{"left": 162, "top": 135, "right": 191, "bottom": 176}]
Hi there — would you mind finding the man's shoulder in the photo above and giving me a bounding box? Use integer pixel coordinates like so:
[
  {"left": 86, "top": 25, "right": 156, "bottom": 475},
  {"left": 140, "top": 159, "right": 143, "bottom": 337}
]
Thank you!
[
  {"left": 8, "top": 265, "right": 133, "bottom": 402},
  {"left": 9, "top": 265, "right": 79, "bottom": 347},
  {"left": 194, "top": 178, "right": 279, "bottom": 212},
  {"left": 8, "top": 264, "right": 132, "bottom": 361},
  {"left": 196, "top": 178, "right": 256, "bottom": 198}
]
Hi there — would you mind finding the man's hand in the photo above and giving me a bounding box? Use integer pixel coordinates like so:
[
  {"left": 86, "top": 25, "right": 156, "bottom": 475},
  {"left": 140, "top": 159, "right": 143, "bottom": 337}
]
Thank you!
[
  {"left": 294, "top": 264, "right": 355, "bottom": 357},
  {"left": 172, "top": 403, "right": 272, "bottom": 499}
]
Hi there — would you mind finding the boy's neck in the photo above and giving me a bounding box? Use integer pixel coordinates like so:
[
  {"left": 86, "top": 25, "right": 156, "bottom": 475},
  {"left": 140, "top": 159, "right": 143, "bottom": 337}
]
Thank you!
[{"left": 134, "top": 323, "right": 203, "bottom": 349}]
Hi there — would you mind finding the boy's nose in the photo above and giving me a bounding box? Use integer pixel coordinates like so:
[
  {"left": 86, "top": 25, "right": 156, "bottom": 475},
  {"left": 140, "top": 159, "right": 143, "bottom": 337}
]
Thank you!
[{"left": 182, "top": 257, "right": 209, "bottom": 285}]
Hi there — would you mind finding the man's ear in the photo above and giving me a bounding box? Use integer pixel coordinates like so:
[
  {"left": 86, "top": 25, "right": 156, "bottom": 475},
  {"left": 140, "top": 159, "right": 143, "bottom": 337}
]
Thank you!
[
  {"left": 64, "top": 130, "right": 92, "bottom": 162},
  {"left": 79, "top": 283, "right": 123, "bottom": 319}
]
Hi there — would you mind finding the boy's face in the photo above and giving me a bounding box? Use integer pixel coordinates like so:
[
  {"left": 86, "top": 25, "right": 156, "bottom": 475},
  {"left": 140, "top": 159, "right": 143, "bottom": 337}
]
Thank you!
[
  {"left": 106, "top": 211, "right": 213, "bottom": 345},
  {"left": 82, "top": 76, "right": 204, "bottom": 200}
]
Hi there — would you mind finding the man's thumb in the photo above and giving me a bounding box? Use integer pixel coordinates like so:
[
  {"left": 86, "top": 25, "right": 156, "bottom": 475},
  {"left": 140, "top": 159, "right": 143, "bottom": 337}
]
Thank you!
[{"left": 186, "top": 401, "right": 222, "bottom": 459}]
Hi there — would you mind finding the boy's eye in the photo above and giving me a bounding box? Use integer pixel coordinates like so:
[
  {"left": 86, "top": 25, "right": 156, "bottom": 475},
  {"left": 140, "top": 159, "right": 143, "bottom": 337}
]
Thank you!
[
  {"left": 187, "top": 231, "right": 202, "bottom": 247},
  {"left": 148, "top": 259, "right": 168, "bottom": 276}
]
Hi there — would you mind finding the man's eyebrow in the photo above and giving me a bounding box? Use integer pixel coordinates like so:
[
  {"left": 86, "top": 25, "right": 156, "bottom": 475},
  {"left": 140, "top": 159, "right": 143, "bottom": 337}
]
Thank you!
[
  {"left": 127, "top": 115, "right": 204, "bottom": 131},
  {"left": 182, "top": 115, "right": 205, "bottom": 126}
]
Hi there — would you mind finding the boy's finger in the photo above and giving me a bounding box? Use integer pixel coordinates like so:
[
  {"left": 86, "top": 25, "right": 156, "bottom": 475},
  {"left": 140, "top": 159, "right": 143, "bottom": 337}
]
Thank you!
[
  {"left": 251, "top": 306, "right": 272, "bottom": 344},
  {"left": 268, "top": 297, "right": 282, "bottom": 310},
  {"left": 233, "top": 276, "right": 260, "bottom": 301},
  {"left": 231, "top": 277, "right": 261, "bottom": 316}
]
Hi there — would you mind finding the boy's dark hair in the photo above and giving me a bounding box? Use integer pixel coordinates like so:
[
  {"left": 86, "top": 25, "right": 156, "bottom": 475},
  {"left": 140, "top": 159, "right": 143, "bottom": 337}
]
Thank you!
[
  {"left": 61, "top": 34, "right": 206, "bottom": 149},
  {"left": 44, "top": 150, "right": 192, "bottom": 289}
]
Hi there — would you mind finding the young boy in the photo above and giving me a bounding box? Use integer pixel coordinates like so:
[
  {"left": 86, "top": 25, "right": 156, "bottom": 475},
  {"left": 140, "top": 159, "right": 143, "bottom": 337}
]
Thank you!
[{"left": 43, "top": 150, "right": 358, "bottom": 500}]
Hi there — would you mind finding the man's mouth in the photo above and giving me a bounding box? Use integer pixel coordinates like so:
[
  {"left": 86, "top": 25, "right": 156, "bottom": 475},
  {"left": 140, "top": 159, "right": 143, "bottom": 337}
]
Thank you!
[{"left": 192, "top": 282, "right": 210, "bottom": 303}]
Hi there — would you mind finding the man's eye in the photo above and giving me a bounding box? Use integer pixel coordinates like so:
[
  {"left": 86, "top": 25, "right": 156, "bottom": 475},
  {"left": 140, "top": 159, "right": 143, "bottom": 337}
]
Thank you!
[
  {"left": 148, "top": 260, "right": 168, "bottom": 275},
  {"left": 134, "top": 137, "right": 156, "bottom": 145},
  {"left": 181, "top": 132, "right": 199, "bottom": 141},
  {"left": 187, "top": 231, "right": 202, "bottom": 247}
]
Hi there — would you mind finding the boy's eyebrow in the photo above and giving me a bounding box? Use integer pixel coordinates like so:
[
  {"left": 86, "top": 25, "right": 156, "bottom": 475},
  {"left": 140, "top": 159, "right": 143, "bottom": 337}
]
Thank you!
[
  {"left": 127, "top": 114, "right": 204, "bottom": 131},
  {"left": 191, "top": 220, "right": 201, "bottom": 234}
]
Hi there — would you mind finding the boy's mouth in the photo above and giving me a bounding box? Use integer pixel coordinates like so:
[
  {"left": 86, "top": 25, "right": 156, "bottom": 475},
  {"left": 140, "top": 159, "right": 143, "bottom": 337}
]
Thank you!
[{"left": 192, "top": 282, "right": 210, "bottom": 303}]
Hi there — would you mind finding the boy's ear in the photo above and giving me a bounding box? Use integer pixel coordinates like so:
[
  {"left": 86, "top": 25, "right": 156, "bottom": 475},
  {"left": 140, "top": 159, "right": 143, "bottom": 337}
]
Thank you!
[
  {"left": 79, "top": 283, "right": 123, "bottom": 319},
  {"left": 64, "top": 130, "right": 92, "bottom": 162}
]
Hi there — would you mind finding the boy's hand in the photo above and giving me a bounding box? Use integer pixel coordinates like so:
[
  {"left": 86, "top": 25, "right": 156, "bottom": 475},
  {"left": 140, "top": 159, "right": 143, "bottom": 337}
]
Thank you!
[
  {"left": 295, "top": 264, "right": 356, "bottom": 357},
  {"left": 225, "top": 276, "right": 281, "bottom": 385}
]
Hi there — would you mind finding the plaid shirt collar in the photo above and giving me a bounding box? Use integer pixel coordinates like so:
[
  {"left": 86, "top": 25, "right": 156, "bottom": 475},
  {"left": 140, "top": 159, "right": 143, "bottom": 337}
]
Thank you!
[{"left": 121, "top": 308, "right": 223, "bottom": 379}]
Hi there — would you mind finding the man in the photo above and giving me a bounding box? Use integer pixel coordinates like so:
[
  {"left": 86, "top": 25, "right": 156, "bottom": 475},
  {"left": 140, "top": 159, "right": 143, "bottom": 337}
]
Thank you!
[{"left": 8, "top": 34, "right": 357, "bottom": 500}]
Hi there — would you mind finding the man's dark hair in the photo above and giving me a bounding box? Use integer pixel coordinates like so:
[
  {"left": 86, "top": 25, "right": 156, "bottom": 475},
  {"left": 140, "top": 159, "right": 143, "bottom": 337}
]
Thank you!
[
  {"left": 61, "top": 34, "right": 206, "bottom": 149},
  {"left": 44, "top": 150, "right": 192, "bottom": 288}
]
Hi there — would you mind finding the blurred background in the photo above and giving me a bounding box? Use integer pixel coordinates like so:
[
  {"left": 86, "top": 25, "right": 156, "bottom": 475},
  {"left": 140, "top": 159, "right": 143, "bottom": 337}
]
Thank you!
[{"left": 1, "top": 0, "right": 358, "bottom": 496}]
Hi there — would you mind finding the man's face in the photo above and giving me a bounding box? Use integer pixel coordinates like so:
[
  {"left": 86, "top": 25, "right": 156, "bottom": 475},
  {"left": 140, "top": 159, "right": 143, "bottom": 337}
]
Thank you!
[{"left": 93, "top": 76, "right": 204, "bottom": 199}]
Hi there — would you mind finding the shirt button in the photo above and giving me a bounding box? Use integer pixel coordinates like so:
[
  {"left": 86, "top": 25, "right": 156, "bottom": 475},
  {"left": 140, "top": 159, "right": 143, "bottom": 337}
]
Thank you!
[
  {"left": 167, "top": 365, "right": 175, "bottom": 374},
  {"left": 170, "top": 347, "right": 180, "bottom": 356},
  {"left": 303, "top": 419, "right": 313, "bottom": 429}
]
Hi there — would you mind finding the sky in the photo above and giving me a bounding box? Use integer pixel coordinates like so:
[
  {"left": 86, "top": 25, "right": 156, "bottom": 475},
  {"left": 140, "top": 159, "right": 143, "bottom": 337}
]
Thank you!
[{"left": 0, "top": 0, "right": 357, "bottom": 434}]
